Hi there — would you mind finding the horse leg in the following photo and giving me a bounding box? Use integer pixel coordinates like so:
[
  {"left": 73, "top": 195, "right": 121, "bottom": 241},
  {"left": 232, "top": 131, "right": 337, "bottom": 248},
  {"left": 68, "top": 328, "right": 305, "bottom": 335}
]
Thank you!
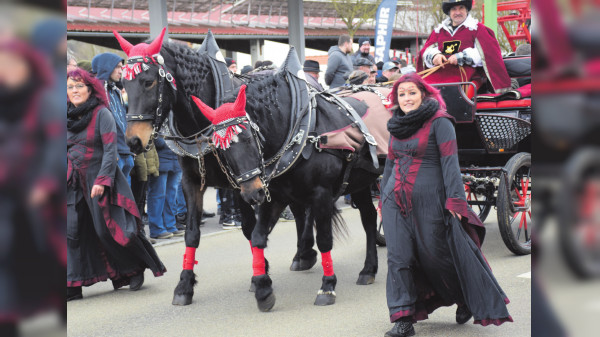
[
  {"left": 312, "top": 189, "right": 337, "bottom": 306},
  {"left": 289, "top": 203, "right": 317, "bottom": 271},
  {"left": 172, "top": 169, "right": 204, "bottom": 306},
  {"left": 250, "top": 200, "right": 286, "bottom": 312},
  {"left": 351, "top": 187, "right": 378, "bottom": 285},
  {"left": 235, "top": 192, "right": 265, "bottom": 292}
]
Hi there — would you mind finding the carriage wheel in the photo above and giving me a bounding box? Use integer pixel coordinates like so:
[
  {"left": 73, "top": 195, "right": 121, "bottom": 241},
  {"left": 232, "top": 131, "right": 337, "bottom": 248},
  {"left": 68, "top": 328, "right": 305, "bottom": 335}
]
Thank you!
[
  {"left": 497, "top": 152, "right": 531, "bottom": 255},
  {"left": 464, "top": 183, "right": 492, "bottom": 223},
  {"left": 559, "top": 149, "right": 600, "bottom": 278}
]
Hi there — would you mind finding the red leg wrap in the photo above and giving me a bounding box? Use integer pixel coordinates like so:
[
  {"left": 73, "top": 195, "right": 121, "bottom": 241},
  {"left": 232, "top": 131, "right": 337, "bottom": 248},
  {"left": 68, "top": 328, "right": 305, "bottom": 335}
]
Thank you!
[
  {"left": 251, "top": 246, "right": 266, "bottom": 276},
  {"left": 182, "top": 247, "right": 198, "bottom": 270},
  {"left": 321, "top": 251, "right": 334, "bottom": 276}
]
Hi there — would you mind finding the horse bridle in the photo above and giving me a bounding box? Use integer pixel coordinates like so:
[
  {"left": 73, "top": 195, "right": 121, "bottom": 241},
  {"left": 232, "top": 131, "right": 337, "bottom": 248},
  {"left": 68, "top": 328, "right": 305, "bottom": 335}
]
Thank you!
[
  {"left": 208, "top": 115, "right": 269, "bottom": 196},
  {"left": 124, "top": 54, "right": 177, "bottom": 152}
]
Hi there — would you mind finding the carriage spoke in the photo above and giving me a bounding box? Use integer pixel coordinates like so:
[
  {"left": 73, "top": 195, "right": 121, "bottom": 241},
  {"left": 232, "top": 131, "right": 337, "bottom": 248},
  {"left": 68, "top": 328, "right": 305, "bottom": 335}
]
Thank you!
[{"left": 516, "top": 214, "right": 524, "bottom": 240}]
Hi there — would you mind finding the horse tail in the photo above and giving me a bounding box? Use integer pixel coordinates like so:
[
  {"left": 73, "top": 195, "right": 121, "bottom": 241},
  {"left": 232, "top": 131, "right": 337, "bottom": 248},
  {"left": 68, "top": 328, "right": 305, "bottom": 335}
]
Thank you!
[{"left": 331, "top": 205, "right": 349, "bottom": 241}]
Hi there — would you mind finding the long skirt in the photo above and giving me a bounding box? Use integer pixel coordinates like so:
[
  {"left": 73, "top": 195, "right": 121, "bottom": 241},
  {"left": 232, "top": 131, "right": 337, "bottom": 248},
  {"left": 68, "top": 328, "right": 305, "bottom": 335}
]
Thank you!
[{"left": 382, "top": 196, "right": 512, "bottom": 326}]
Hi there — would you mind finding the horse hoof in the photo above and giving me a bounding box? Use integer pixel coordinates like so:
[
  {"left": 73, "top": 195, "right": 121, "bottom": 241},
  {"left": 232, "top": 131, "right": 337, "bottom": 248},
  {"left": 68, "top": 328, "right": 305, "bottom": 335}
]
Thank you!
[
  {"left": 314, "top": 293, "right": 336, "bottom": 306},
  {"left": 172, "top": 294, "right": 193, "bottom": 306},
  {"left": 249, "top": 281, "right": 256, "bottom": 292},
  {"left": 290, "top": 256, "right": 318, "bottom": 271},
  {"left": 356, "top": 274, "right": 375, "bottom": 285},
  {"left": 257, "top": 293, "right": 276, "bottom": 312}
]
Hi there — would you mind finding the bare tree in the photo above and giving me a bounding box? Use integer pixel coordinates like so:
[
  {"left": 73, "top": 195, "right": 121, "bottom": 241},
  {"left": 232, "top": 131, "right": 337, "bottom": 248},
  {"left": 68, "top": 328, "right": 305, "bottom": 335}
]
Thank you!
[{"left": 330, "top": 0, "right": 382, "bottom": 39}]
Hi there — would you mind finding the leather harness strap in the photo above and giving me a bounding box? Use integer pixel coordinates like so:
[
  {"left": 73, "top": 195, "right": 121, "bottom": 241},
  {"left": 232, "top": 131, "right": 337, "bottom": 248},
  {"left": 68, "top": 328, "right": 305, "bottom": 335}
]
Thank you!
[{"left": 320, "top": 92, "right": 379, "bottom": 169}]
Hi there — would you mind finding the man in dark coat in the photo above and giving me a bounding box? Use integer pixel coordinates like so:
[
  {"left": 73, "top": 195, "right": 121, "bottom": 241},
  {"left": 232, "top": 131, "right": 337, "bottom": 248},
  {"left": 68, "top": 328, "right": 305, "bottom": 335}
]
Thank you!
[
  {"left": 303, "top": 59, "right": 324, "bottom": 91},
  {"left": 91, "top": 52, "right": 135, "bottom": 183},
  {"left": 325, "top": 34, "right": 353, "bottom": 88},
  {"left": 352, "top": 37, "right": 376, "bottom": 65}
]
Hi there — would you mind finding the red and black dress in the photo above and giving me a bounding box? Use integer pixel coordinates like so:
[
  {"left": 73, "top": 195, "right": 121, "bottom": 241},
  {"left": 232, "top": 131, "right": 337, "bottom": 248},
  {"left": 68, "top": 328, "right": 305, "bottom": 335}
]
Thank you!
[
  {"left": 381, "top": 107, "right": 512, "bottom": 326},
  {"left": 67, "top": 104, "right": 165, "bottom": 289}
]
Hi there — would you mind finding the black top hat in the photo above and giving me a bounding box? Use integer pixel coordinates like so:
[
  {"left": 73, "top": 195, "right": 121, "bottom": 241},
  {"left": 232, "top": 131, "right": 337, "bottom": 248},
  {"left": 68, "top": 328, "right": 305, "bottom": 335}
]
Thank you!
[
  {"left": 442, "top": 0, "right": 472, "bottom": 15},
  {"left": 303, "top": 60, "right": 321, "bottom": 73}
]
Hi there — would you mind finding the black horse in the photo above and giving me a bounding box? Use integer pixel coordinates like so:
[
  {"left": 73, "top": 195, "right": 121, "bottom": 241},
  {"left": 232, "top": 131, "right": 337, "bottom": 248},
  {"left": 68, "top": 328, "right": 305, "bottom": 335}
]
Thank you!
[
  {"left": 191, "top": 49, "right": 385, "bottom": 310},
  {"left": 113, "top": 29, "right": 322, "bottom": 306}
]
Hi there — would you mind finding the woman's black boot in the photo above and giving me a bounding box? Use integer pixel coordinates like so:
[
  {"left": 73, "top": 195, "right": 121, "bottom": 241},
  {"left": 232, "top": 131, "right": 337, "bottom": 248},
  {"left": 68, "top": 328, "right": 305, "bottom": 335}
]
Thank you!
[
  {"left": 67, "top": 286, "right": 83, "bottom": 301},
  {"left": 384, "top": 317, "right": 415, "bottom": 337}
]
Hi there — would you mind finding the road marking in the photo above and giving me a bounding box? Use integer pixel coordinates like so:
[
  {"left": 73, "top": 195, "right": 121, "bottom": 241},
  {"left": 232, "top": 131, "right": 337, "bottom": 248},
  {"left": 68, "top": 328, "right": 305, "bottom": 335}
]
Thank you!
[
  {"left": 585, "top": 301, "right": 600, "bottom": 311},
  {"left": 518, "top": 271, "right": 531, "bottom": 278}
]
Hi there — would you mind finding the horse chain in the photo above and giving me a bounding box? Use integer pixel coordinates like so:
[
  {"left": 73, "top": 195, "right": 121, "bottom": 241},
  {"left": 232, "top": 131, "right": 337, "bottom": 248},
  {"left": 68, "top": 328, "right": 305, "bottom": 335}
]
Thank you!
[
  {"left": 210, "top": 144, "right": 241, "bottom": 190},
  {"left": 263, "top": 131, "right": 303, "bottom": 167},
  {"left": 197, "top": 153, "right": 206, "bottom": 190},
  {"left": 350, "top": 85, "right": 390, "bottom": 105}
]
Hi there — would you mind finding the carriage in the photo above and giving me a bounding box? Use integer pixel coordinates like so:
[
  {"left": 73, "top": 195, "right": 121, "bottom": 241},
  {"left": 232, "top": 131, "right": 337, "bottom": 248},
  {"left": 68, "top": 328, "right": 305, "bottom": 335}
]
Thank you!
[{"left": 376, "top": 55, "right": 532, "bottom": 256}]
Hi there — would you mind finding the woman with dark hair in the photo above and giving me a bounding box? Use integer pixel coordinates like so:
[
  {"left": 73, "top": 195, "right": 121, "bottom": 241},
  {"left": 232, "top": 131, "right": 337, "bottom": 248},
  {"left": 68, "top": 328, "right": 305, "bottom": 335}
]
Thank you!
[
  {"left": 67, "top": 68, "right": 166, "bottom": 301},
  {"left": 381, "top": 73, "right": 512, "bottom": 337},
  {"left": 0, "top": 38, "right": 65, "bottom": 336}
]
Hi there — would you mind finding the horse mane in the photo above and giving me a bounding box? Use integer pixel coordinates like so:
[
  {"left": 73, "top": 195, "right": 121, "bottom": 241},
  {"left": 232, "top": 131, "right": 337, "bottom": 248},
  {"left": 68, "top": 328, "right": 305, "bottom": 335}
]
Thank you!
[
  {"left": 160, "top": 41, "right": 214, "bottom": 103},
  {"left": 225, "top": 71, "right": 286, "bottom": 115}
]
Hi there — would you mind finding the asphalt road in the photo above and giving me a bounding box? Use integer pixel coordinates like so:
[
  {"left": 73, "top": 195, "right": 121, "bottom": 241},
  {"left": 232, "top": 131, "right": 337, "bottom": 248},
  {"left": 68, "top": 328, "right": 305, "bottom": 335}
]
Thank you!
[{"left": 66, "top": 199, "right": 531, "bottom": 337}]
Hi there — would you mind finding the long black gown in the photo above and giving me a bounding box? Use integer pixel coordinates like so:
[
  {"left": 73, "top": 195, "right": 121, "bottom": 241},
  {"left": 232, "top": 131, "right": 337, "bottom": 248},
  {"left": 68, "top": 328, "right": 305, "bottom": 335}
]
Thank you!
[
  {"left": 381, "top": 109, "right": 512, "bottom": 326},
  {"left": 67, "top": 105, "right": 165, "bottom": 289}
]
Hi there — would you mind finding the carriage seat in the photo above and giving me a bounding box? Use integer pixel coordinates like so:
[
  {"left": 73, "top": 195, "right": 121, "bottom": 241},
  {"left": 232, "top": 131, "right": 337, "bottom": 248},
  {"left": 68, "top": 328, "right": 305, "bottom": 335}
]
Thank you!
[
  {"left": 477, "top": 98, "right": 531, "bottom": 110},
  {"left": 503, "top": 55, "right": 531, "bottom": 87}
]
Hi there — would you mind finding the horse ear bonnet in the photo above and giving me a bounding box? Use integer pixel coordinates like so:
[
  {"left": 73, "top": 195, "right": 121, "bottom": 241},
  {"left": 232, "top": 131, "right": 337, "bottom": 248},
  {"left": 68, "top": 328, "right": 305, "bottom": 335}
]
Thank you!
[
  {"left": 113, "top": 27, "right": 166, "bottom": 57},
  {"left": 276, "top": 47, "right": 305, "bottom": 82},
  {"left": 191, "top": 85, "right": 247, "bottom": 125}
]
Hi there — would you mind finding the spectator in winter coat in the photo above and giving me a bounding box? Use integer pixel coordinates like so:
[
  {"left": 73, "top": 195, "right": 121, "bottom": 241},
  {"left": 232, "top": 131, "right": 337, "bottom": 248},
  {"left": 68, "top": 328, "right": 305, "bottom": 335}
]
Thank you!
[
  {"left": 325, "top": 34, "right": 353, "bottom": 89},
  {"left": 303, "top": 60, "right": 324, "bottom": 91},
  {"left": 352, "top": 37, "right": 375, "bottom": 66},
  {"left": 146, "top": 136, "right": 185, "bottom": 240},
  {"left": 91, "top": 52, "right": 134, "bottom": 184}
]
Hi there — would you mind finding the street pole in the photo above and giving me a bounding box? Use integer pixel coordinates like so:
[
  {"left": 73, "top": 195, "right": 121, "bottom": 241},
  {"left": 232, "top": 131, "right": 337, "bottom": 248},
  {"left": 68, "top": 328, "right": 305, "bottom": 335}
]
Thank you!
[{"left": 483, "top": 0, "right": 498, "bottom": 35}]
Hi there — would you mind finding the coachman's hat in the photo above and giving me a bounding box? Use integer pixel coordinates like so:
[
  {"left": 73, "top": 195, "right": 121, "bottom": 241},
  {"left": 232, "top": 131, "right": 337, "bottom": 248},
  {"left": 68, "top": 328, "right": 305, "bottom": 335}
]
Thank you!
[
  {"left": 303, "top": 60, "right": 321, "bottom": 73},
  {"left": 442, "top": 0, "right": 473, "bottom": 15}
]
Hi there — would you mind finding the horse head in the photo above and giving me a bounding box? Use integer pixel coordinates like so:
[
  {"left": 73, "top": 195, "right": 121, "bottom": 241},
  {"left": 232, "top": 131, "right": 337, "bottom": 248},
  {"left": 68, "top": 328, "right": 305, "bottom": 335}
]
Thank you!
[
  {"left": 113, "top": 28, "right": 178, "bottom": 154},
  {"left": 191, "top": 85, "right": 266, "bottom": 205}
]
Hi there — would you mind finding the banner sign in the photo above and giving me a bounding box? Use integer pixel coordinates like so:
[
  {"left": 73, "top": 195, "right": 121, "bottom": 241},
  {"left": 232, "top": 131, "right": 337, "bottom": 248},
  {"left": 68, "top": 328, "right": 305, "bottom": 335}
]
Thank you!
[{"left": 374, "top": 0, "right": 398, "bottom": 63}]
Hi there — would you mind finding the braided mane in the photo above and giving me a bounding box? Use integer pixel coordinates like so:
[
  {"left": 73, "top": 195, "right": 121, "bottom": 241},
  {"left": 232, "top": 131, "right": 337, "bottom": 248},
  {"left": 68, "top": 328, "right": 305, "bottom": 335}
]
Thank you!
[{"left": 160, "top": 41, "right": 214, "bottom": 103}]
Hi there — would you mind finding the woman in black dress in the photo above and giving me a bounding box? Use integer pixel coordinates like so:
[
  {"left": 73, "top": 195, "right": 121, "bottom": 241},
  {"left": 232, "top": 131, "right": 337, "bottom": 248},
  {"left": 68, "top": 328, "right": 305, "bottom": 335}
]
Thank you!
[
  {"left": 67, "top": 68, "right": 165, "bottom": 301},
  {"left": 381, "top": 73, "right": 512, "bottom": 337}
]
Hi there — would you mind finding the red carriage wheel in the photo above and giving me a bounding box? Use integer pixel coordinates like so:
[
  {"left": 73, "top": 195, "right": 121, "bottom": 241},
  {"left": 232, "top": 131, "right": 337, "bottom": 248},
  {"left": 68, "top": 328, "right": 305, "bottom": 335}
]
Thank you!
[
  {"left": 464, "top": 182, "right": 492, "bottom": 223},
  {"left": 497, "top": 152, "right": 532, "bottom": 255}
]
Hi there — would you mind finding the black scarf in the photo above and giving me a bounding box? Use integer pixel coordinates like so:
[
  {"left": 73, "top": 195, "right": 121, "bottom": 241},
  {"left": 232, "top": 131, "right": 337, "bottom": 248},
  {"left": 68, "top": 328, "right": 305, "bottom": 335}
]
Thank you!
[
  {"left": 0, "top": 79, "right": 38, "bottom": 123},
  {"left": 387, "top": 98, "right": 439, "bottom": 140},
  {"left": 67, "top": 96, "right": 100, "bottom": 133}
]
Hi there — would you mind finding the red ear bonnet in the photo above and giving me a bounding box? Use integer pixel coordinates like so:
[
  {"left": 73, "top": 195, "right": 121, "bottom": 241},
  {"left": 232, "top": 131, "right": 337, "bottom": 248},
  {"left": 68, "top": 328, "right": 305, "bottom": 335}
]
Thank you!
[
  {"left": 192, "top": 85, "right": 247, "bottom": 125},
  {"left": 113, "top": 27, "right": 166, "bottom": 58}
]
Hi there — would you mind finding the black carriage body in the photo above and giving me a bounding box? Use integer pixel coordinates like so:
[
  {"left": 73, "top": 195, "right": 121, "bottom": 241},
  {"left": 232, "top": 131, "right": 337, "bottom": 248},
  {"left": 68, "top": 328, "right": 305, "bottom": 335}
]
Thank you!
[{"left": 430, "top": 56, "right": 532, "bottom": 255}]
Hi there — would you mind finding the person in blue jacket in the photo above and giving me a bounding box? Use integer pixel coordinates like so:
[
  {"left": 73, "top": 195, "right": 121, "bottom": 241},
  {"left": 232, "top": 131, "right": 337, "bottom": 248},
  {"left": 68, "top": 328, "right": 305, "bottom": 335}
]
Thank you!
[{"left": 91, "top": 52, "right": 134, "bottom": 184}]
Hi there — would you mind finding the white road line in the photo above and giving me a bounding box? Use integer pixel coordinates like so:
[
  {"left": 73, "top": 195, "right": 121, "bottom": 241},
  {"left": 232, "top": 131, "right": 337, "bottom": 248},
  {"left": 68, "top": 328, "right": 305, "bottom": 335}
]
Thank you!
[{"left": 518, "top": 271, "right": 531, "bottom": 278}]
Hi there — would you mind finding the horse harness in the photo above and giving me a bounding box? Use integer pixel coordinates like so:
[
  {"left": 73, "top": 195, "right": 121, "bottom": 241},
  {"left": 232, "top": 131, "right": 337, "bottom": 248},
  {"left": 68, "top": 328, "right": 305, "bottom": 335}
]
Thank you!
[{"left": 124, "top": 54, "right": 177, "bottom": 153}]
